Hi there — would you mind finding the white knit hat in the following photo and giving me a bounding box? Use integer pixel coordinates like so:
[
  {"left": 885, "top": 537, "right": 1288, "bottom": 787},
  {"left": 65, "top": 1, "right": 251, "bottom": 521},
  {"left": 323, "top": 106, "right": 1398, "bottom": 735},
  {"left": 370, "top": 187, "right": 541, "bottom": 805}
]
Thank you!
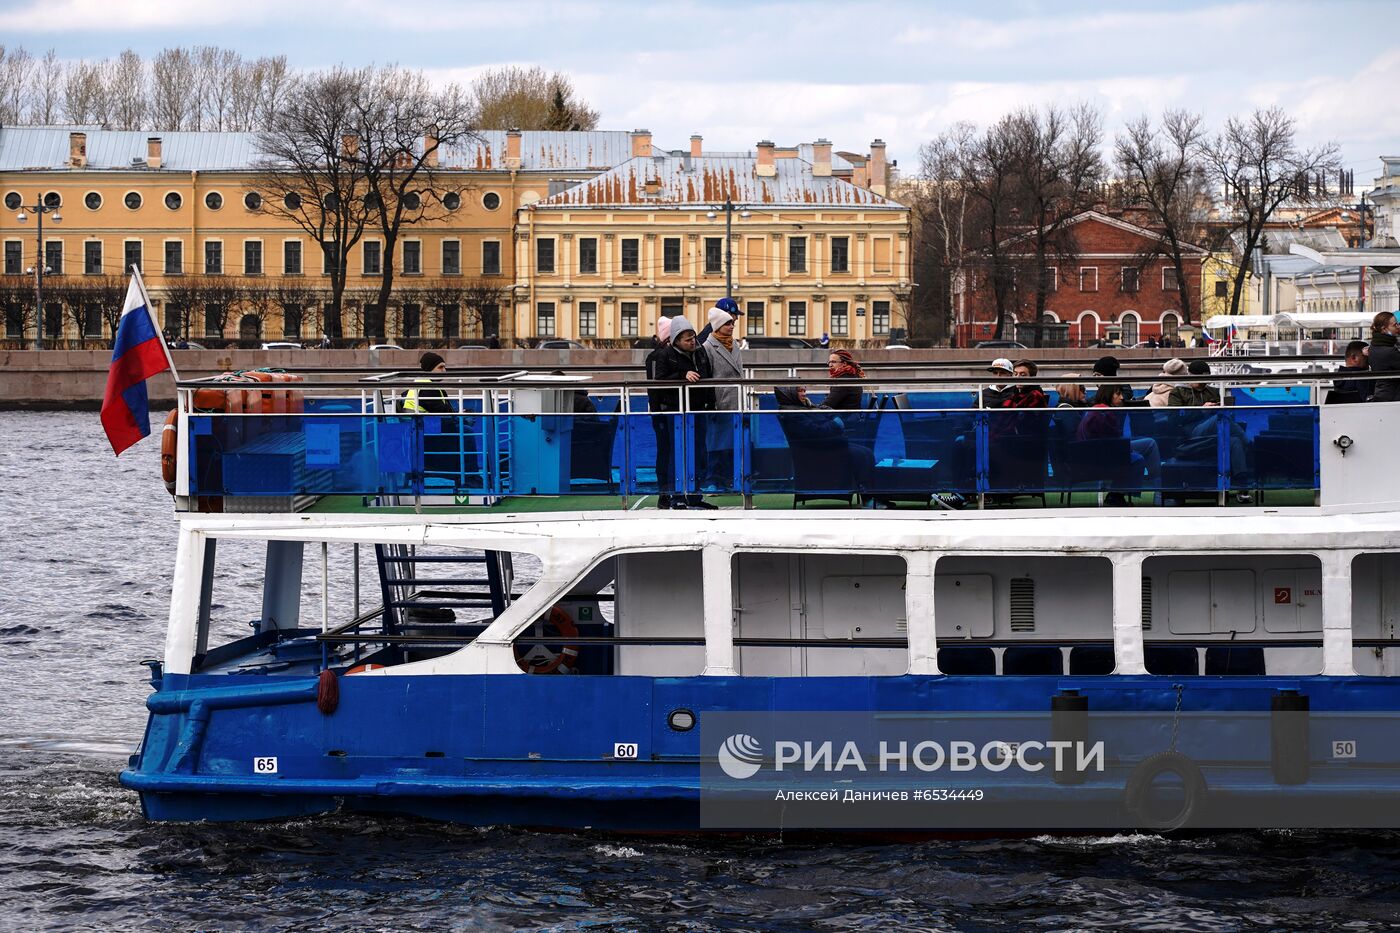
[{"left": 707, "top": 306, "right": 733, "bottom": 330}]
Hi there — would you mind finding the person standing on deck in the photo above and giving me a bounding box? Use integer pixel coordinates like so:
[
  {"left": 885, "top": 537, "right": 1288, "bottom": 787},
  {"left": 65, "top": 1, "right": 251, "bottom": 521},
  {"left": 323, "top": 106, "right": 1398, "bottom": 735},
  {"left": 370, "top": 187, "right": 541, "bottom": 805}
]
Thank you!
[
  {"left": 1368, "top": 311, "right": 1400, "bottom": 402},
  {"left": 649, "top": 316, "right": 717, "bottom": 509},
  {"left": 645, "top": 317, "right": 675, "bottom": 507},
  {"left": 400, "top": 351, "right": 453, "bottom": 414},
  {"left": 703, "top": 307, "right": 743, "bottom": 491}
]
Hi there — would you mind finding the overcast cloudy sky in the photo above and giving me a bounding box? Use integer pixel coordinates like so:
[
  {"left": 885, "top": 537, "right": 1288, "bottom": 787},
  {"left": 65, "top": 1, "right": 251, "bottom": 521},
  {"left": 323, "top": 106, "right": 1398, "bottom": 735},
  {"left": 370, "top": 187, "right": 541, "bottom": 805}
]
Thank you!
[{"left": 1, "top": 0, "right": 1395, "bottom": 185}]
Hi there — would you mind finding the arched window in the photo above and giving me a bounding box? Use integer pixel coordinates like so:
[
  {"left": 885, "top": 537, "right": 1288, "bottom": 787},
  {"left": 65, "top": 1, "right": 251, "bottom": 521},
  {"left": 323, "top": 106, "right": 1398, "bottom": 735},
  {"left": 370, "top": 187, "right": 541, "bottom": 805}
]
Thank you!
[
  {"left": 1160, "top": 312, "right": 1180, "bottom": 341},
  {"left": 1076, "top": 310, "right": 1101, "bottom": 346},
  {"left": 1120, "top": 312, "right": 1140, "bottom": 346}
]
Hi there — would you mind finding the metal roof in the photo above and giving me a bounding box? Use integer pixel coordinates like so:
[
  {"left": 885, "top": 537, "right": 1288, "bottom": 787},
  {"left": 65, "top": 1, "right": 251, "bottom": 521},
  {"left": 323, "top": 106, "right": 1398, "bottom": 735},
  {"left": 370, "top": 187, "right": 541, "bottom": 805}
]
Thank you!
[
  {"left": 533, "top": 155, "right": 902, "bottom": 209},
  {"left": 0, "top": 126, "right": 654, "bottom": 173}
]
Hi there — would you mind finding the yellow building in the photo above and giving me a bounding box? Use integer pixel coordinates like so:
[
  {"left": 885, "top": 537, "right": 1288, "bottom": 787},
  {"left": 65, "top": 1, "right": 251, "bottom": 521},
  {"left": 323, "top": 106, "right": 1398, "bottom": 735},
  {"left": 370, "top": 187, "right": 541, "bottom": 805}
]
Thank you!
[
  {"left": 0, "top": 126, "right": 909, "bottom": 347},
  {"left": 1201, "top": 250, "right": 1254, "bottom": 320}
]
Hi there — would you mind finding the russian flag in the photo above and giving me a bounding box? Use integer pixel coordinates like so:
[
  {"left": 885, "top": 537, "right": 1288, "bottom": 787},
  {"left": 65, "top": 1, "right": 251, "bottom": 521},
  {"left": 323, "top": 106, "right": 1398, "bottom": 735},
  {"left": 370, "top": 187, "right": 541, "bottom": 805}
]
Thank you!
[{"left": 101, "top": 275, "right": 172, "bottom": 455}]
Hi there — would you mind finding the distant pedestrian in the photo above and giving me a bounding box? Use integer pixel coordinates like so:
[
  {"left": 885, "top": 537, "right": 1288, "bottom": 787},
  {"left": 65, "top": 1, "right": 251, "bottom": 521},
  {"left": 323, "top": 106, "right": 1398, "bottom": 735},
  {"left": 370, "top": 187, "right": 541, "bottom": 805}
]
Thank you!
[
  {"left": 819, "top": 332, "right": 831, "bottom": 349},
  {"left": 319, "top": 333, "right": 332, "bottom": 350}
]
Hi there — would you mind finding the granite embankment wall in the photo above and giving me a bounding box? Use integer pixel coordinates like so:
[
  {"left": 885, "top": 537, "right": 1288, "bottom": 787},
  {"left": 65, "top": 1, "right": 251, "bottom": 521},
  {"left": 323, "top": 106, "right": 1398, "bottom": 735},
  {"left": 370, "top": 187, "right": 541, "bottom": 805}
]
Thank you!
[{"left": 0, "top": 348, "right": 1186, "bottom": 409}]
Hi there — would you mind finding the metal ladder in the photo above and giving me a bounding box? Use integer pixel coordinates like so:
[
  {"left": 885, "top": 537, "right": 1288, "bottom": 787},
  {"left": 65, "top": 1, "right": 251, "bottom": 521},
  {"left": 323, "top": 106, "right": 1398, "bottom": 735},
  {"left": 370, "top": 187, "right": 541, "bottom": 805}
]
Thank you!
[{"left": 374, "top": 544, "right": 513, "bottom": 633}]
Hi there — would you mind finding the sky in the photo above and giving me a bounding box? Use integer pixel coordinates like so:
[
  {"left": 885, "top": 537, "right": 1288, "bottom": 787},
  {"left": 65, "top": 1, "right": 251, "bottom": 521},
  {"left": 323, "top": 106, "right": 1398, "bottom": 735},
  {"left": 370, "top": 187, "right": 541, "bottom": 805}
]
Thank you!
[{"left": 1, "top": 0, "right": 1396, "bottom": 187}]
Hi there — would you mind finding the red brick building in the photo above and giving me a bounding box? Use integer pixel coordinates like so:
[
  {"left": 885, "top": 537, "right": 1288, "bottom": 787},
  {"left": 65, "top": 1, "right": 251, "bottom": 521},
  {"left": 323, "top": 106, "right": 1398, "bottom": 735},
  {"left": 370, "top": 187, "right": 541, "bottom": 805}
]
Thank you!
[{"left": 956, "top": 211, "right": 1207, "bottom": 347}]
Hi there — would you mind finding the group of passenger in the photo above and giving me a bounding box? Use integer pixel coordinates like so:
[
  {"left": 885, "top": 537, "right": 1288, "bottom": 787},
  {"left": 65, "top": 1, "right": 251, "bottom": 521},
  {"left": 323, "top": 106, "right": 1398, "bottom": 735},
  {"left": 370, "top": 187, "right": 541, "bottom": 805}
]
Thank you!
[{"left": 1324, "top": 310, "right": 1400, "bottom": 403}]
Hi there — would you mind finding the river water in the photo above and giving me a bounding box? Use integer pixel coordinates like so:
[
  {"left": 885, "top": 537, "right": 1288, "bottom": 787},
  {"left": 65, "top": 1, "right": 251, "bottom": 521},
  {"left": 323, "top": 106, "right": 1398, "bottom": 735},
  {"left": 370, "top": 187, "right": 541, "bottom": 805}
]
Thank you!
[{"left": 2, "top": 410, "right": 1399, "bottom": 931}]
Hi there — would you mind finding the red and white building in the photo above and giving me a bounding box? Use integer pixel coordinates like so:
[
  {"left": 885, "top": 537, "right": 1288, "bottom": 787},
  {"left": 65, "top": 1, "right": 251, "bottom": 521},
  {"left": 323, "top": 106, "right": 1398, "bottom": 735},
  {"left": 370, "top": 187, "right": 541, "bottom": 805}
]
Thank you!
[{"left": 955, "top": 211, "right": 1207, "bottom": 347}]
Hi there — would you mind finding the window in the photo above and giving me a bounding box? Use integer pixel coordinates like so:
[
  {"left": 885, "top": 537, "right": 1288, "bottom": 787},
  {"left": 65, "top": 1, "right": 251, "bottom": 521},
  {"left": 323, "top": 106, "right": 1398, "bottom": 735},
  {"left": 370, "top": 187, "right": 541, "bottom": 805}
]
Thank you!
[
  {"left": 537, "top": 238, "right": 555, "bottom": 274},
  {"left": 578, "top": 300, "right": 597, "bottom": 336},
  {"left": 746, "top": 301, "right": 765, "bottom": 336},
  {"left": 621, "top": 301, "right": 639, "bottom": 337},
  {"left": 204, "top": 241, "right": 222, "bottom": 275},
  {"left": 872, "top": 238, "right": 892, "bottom": 274},
  {"left": 704, "top": 237, "right": 723, "bottom": 274},
  {"left": 281, "top": 304, "right": 301, "bottom": 340},
  {"left": 84, "top": 241, "right": 102, "bottom": 275},
  {"left": 84, "top": 192, "right": 102, "bottom": 210},
  {"left": 872, "top": 300, "right": 891, "bottom": 336},
  {"left": 482, "top": 241, "right": 501, "bottom": 276},
  {"left": 6, "top": 302, "right": 24, "bottom": 337},
  {"left": 1163, "top": 266, "right": 1180, "bottom": 290},
  {"left": 788, "top": 236, "right": 807, "bottom": 273},
  {"left": 402, "top": 192, "right": 421, "bottom": 211},
  {"left": 362, "top": 241, "right": 381, "bottom": 276},
  {"left": 204, "top": 305, "right": 223, "bottom": 337},
  {"left": 536, "top": 301, "right": 556, "bottom": 336},
  {"left": 787, "top": 300, "right": 806, "bottom": 336},
  {"left": 124, "top": 240, "right": 142, "bottom": 275},
  {"left": 124, "top": 191, "right": 142, "bottom": 210},
  {"left": 745, "top": 236, "right": 765, "bottom": 275},
  {"left": 2, "top": 192, "right": 19, "bottom": 211},
  {"left": 1215, "top": 280, "right": 1229, "bottom": 298},
  {"left": 660, "top": 299, "right": 683, "bottom": 320},
  {"left": 244, "top": 241, "right": 263, "bottom": 276},
  {"left": 164, "top": 191, "right": 182, "bottom": 211},
  {"left": 283, "top": 241, "right": 302, "bottom": 275},
  {"left": 578, "top": 237, "right": 598, "bottom": 274},
  {"left": 1044, "top": 267, "right": 1058, "bottom": 292},
  {"left": 1121, "top": 314, "right": 1140, "bottom": 346},
  {"left": 204, "top": 192, "right": 223, "bottom": 210},
  {"left": 441, "top": 304, "right": 460, "bottom": 339},
  {"left": 244, "top": 191, "right": 262, "bottom": 211},
  {"left": 482, "top": 192, "right": 501, "bottom": 211},
  {"left": 443, "top": 192, "right": 461, "bottom": 211},
  {"left": 43, "top": 191, "right": 60, "bottom": 209},
  {"left": 283, "top": 192, "right": 301, "bottom": 211},
  {"left": 442, "top": 240, "right": 461, "bottom": 275},
  {"left": 83, "top": 305, "right": 102, "bottom": 338},
  {"left": 1162, "top": 313, "right": 1180, "bottom": 341},
  {"left": 1080, "top": 267, "right": 1098, "bottom": 292},
  {"left": 830, "top": 300, "right": 849, "bottom": 336},
  {"left": 620, "top": 238, "right": 640, "bottom": 275},
  {"left": 45, "top": 241, "right": 62, "bottom": 275},
  {"left": 663, "top": 237, "right": 681, "bottom": 274},
  {"left": 403, "top": 241, "right": 421, "bottom": 275},
  {"left": 830, "top": 236, "right": 849, "bottom": 273},
  {"left": 1120, "top": 267, "right": 1139, "bottom": 293},
  {"left": 4, "top": 241, "right": 20, "bottom": 275},
  {"left": 402, "top": 304, "right": 420, "bottom": 339},
  {"left": 322, "top": 241, "right": 344, "bottom": 276}
]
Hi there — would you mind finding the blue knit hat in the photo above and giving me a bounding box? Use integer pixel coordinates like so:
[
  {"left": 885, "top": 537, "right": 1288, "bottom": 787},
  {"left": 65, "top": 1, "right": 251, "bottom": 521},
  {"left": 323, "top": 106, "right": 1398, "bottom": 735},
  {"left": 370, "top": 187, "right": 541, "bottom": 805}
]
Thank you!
[{"left": 715, "top": 297, "right": 740, "bottom": 314}]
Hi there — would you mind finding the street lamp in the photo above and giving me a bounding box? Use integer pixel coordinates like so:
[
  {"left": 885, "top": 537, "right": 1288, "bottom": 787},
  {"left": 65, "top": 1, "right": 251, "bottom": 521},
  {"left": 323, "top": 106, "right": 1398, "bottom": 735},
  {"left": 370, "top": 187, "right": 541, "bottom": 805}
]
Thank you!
[
  {"left": 707, "top": 199, "right": 752, "bottom": 297},
  {"left": 16, "top": 195, "right": 62, "bottom": 350}
]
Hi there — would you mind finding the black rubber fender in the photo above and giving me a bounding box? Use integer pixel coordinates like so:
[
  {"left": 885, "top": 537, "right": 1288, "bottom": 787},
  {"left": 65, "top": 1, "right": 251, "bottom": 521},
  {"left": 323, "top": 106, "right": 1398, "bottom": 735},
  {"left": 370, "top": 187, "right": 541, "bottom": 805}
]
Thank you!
[{"left": 1124, "top": 751, "right": 1206, "bottom": 831}]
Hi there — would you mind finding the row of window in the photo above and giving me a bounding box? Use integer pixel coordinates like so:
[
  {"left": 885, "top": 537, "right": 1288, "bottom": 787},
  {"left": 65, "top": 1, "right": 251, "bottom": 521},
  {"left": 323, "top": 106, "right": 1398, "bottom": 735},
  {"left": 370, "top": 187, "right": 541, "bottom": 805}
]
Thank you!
[
  {"left": 2, "top": 189, "right": 501, "bottom": 214},
  {"left": 2, "top": 238, "right": 504, "bottom": 278},
  {"left": 534, "top": 234, "right": 890, "bottom": 276},
  {"left": 533, "top": 299, "right": 892, "bottom": 338},
  {"left": 1001, "top": 266, "right": 1185, "bottom": 293}
]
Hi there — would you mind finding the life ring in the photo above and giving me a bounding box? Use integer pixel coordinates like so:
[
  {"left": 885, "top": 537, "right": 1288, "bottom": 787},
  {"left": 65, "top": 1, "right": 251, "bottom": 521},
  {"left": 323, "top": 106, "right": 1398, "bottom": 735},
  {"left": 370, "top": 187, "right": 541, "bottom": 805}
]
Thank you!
[
  {"left": 160, "top": 409, "right": 179, "bottom": 495},
  {"left": 1124, "top": 751, "right": 1206, "bottom": 831},
  {"left": 345, "top": 663, "right": 386, "bottom": 675},
  {"left": 515, "top": 606, "right": 580, "bottom": 674}
]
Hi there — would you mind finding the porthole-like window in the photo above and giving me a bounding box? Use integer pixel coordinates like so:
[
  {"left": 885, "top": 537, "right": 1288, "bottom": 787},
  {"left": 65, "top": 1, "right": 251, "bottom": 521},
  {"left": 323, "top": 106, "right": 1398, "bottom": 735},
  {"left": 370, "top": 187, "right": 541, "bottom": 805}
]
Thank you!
[
  {"left": 284, "top": 192, "right": 301, "bottom": 210},
  {"left": 124, "top": 191, "right": 142, "bottom": 210},
  {"left": 323, "top": 193, "right": 339, "bottom": 211},
  {"left": 244, "top": 191, "right": 262, "bottom": 211},
  {"left": 3, "top": 192, "right": 19, "bottom": 211},
  {"left": 482, "top": 191, "right": 501, "bottom": 211},
  {"left": 205, "top": 192, "right": 223, "bottom": 210},
  {"left": 43, "top": 191, "right": 61, "bottom": 209},
  {"left": 84, "top": 191, "right": 102, "bottom": 210},
  {"left": 364, "top": 192, "right": 381, "bottom": 210},
  {"left": 403, "top": 192, "right": 421, "bottom": 211},
  {"left": 164, "top": 191, "right": 183, "bottom": 211},
  {"left": 443, "top": 191, "right": 461, "bottom": 211}
]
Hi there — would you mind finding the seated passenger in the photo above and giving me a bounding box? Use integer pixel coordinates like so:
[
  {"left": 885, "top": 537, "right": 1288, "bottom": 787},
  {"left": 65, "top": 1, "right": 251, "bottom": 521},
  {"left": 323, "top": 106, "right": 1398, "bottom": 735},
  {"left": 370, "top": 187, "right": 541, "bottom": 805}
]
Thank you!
[
  {"left": 1078, "top": 384, "right": 1161, "bottom": 503},
  {"left": 982, "top": 358, "right": 1014, "bottom": 408},
  {"left": 1368, "top": 311, "right": 1400, "bottom": 402},
  {"left": 1168, "top": 359, "right": 1251, "bottom": 502},
  {"left": 1328, "top": 340, "right": 1374, "bottom": 403},
  {"left": 774, "top": 386, "right": 875, "bottom": 499},
  {"left": 991, "top": 359, "right": 1049, "bottom": 442},
  {"left": 1007, "top": 360, "right": 1049, "bottom": 408},
  {"left": 1167, "top": 359, "right": 1220, "bottom": 407},
  {"left": 1147, "top": 358, "right": 1189, "bottom": 407},
  {"left": 1093, "top": 355, "right": 1137, "bottom": 405},
  {"left": 1055, "top": 374, "right": 1088, "bottom": 408},
  {"left": 824, "top": 349, "right": 867, "bottom": 411}
]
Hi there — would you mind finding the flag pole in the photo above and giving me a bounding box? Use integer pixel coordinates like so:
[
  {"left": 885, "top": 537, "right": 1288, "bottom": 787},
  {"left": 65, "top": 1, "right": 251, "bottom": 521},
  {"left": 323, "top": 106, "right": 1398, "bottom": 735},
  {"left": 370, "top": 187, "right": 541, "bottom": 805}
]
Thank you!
[{"left": 132, "top": 265, "right": 180, "bottom": 382}]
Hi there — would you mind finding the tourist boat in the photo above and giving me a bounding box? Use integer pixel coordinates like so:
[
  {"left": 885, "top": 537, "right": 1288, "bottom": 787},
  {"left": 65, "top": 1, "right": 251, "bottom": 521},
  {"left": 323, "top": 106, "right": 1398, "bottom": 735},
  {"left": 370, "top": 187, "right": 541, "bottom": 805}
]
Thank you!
[{"left": 120, "top": 361, "right": 1400, "bottom": 832}]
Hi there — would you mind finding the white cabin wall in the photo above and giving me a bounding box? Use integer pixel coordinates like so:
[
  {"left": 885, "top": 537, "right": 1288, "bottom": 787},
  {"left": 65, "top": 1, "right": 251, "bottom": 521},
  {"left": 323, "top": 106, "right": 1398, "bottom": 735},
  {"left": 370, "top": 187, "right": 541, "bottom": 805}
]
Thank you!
[
  {"left": 934, "top": 556, "right": 1114, "bottom": 642},
  {"left": 615, "top": 551, "right": 705, "bottom": 675}
]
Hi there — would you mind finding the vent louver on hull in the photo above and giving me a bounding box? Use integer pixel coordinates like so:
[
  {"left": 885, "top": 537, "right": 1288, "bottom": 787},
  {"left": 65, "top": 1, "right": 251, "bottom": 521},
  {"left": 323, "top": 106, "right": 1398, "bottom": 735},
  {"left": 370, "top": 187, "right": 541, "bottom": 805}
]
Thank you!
[{"left": 1010, "top": 577, "right": 1035, "bottom": 632}]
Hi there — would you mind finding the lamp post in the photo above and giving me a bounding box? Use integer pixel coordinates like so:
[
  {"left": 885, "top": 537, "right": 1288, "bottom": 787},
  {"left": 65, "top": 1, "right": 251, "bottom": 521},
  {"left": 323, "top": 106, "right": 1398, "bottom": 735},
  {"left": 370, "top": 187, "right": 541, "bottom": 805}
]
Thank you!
[
  {"left": 15, "top": 195, "right": 62, "bottom": 350},
  {"left": 706, "top": 198, "right": 752, "bottom": 297}
]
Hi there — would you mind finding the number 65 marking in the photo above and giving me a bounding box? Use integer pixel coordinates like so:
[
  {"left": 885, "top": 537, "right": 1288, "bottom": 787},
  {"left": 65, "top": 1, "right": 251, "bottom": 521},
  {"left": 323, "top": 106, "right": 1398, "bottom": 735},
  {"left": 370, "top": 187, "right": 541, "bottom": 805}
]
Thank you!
[{"left": 253, "top": 756, "right": 279, "bottom": 774}]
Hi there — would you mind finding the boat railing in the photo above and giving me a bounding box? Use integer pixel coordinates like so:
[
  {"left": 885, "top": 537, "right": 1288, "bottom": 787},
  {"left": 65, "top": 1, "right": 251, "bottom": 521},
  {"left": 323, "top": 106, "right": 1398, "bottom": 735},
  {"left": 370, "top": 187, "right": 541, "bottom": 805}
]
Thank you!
[{"left": 168, "top": 366, "right": 1392, "bottom": 512}]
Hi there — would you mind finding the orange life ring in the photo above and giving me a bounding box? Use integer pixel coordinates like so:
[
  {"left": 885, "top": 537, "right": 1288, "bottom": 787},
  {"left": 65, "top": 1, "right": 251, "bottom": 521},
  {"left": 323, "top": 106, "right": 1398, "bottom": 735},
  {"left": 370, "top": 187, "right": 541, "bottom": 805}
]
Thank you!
[
  {"left": 515, "top": 606, "right": 581, "bottom": 674},
  {"left": 345, "top": 663, "right": 386, "bottom": 675},
  {"left": 160, "top": 409, "right": 179, "bottom": 495}
]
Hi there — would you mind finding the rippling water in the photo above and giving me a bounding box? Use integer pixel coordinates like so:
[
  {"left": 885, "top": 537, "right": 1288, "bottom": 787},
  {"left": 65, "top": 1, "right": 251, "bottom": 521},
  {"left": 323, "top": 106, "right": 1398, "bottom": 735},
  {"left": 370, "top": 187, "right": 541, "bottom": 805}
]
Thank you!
[{"left": 3, "top": 411, "right": 1400, "bottom": 931}]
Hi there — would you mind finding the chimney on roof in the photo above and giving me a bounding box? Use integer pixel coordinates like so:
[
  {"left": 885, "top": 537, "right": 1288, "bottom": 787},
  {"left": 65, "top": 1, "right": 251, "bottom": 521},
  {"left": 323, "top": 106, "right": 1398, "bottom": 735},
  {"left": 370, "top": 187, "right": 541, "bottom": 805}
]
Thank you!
[
  {"left": 630, "top": 128, "right": 652, "bottom": 158},
  {"left": 756, "top": 140, "right": 776, "bottom": 177},
  {"left": 146, "top": 136, "right": 162, "bottom": 170},
  {"left": 69, "top": 132, "right": 87, "bottom": 169},
  {"left": 812, "top": 138, "right": 832, "bottom": 178},
  {"left": 848, "top": 153, "right": 867, "bottom": 188},
  {"left": 505, "top": 128, "right": 522, "bottom": 170},
  {"left": 424, "top": 124, "right": 439, "bottom": 169},
  {"left": 690, "top": 134, "right": 703, "bottom": 159},
  {"left": 869, "top": 139, "right": 887, "bottom": 196}
]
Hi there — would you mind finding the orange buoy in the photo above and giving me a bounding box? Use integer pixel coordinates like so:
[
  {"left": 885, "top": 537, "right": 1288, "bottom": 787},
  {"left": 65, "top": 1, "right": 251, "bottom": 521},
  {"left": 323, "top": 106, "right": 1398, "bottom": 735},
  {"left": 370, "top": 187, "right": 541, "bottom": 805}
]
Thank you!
[
  {"left": 160, "top": 409, "right": 179, "bottom": 495},
  {"left": 345, "top": 663, "right": 386, "bottom": 675},
  {"left": 514, "top": 606, "right": 581, "bottom": 674}
]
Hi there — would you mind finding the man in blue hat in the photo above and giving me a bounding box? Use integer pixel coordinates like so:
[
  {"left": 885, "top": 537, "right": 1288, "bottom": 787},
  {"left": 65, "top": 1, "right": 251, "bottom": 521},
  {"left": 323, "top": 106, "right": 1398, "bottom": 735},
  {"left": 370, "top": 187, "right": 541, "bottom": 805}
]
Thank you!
[{"left": 696, "top": 297, "right": 742, "bottom": 344}]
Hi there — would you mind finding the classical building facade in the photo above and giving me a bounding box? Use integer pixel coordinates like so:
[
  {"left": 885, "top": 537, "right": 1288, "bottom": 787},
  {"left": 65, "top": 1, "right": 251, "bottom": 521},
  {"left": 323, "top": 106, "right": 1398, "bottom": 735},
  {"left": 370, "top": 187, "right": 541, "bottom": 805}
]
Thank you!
[{"left": 0, "top": 125, "right": 907, "bottom": 346}]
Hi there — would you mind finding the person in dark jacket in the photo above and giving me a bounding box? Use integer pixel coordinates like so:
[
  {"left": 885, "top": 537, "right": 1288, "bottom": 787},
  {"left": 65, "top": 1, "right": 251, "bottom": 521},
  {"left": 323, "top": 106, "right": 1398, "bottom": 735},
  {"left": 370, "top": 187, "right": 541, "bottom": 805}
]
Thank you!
[
  {"left": 1328, "top": 340, "right": 1374, "bottom": 403},
  {"left": 1093, "top": 355, "right": 1138, "bottom": 405},
  {"left": 645, "top": 317, "right": 675, "bottom": 507},
  {"left": 982, "top": 358, "right": 1014, "bottom": 408},
  {"left": 1368, "top": 311, "right": 1400, "bottom": 402},
  {"left": 823, "top": 349, "right": 866, "bottom": 411},
  {"left": 648, "top": 316, "right": 716, "bottom": 509},
  {"left": 775, "top": 385, "right": 875, "bottom": 502}
]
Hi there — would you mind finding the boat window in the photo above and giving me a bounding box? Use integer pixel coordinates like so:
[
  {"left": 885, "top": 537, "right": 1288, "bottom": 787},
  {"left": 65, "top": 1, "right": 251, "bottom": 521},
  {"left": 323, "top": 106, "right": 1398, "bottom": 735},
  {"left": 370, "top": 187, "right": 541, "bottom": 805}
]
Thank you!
[
  {"left": 607, "top": 550, "right": 704, "bottom": 676},
  {"left": 732, "top": 552, "right": 908, "bottom": 677},
  {"left": 1142, "top": 554, "right": 1322, "bottom": 676},
  {"left": 1349, "top": 553, "right": 1400, "bottom": 677},
  {"left": 934, "top": 556, "right": 1113, "bottom": 676}
]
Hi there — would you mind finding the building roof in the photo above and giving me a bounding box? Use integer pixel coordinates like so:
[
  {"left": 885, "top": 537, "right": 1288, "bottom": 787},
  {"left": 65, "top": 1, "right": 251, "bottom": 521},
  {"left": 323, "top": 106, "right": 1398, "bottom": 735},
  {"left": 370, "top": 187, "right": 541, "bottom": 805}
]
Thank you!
[
  {"left": 0, "top": 125, "right": 657, "bottom": 173},
  {"left": 532, "top": 154, "right": 902, "bottom": 209}
]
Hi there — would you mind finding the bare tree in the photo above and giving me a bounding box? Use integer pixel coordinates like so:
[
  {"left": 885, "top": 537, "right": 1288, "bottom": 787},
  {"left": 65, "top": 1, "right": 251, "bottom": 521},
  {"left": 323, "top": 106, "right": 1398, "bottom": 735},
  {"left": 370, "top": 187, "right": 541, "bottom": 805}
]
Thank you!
[
  {"left": 151, "top": 47, "right": 196, "bottom": 130},
  {"left": 0, "top": 274, "right": 35, "bottom": 342},
  {"left": 1115, "top": 110, "right": 1212, "bottom": 323},
  {"left": 908, "top": 123, "right": 976, "bottom": 342},
  {"left": 958, "top": 115, "right": 1025, "bottom": 340},
  {"left": 353, "top": 66, "right": 478, "bottom": 320},
  {"left": 194, "top": 45, "right": 241, "bottom": 131},
  {"left": 160, "top": 276, "right": 205, "bottom": 339},
  {"left": 63, "top": 58, "right": 110, "bottom": 125},
  {"left": 459, "top": 277, "right": 508, "bottom": 337},
  {"left": 256, "top": 67, "right": 374, "bottom": 338},
  {"left": 200, "top": 276, "right": 244, "bottom": 341},
  {"left": 0, "top": 46, "right": 35, "bottom": 124},
  {"left": 471, "top": 65, "right": 599, "bottom": 130},
  {"left": 270, "top": 277, "right": 320, "bottom": 340},
  {"left": 230, "top": 55, "right": 292, "bottom": 132},
  {"left": 106, "top": 49, "right": 147, "bottom": 130},
  {"left": 31, "top": 49, "right": 63, "bottom": 124},
  {"left": 1202, "top": 107, "right": 1341, "bottom": 316}
]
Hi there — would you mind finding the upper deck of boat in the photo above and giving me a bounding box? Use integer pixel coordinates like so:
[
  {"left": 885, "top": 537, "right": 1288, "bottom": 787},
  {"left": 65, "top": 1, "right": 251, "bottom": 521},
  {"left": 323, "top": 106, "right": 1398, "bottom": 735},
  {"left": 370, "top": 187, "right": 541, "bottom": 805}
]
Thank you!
[{"left": 165, "top": 352, "right": 1393, "bottom": 520}]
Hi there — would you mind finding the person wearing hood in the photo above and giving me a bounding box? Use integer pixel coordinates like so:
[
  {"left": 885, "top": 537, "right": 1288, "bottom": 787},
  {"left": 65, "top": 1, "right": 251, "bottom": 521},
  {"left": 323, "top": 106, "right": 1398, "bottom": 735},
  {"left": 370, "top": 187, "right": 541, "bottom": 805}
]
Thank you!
[
  {"left": 1147, "top": 358, "right": 1189, "bottom": 408},
  {"left": 649, "top": 315, "right": 716, "bottom": 509},
  {"left": 703, "top": 307, "right": 743, "bottom": 490},
  {"left": 775, "top": 385, "right": 875, "bottom": 504}
]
